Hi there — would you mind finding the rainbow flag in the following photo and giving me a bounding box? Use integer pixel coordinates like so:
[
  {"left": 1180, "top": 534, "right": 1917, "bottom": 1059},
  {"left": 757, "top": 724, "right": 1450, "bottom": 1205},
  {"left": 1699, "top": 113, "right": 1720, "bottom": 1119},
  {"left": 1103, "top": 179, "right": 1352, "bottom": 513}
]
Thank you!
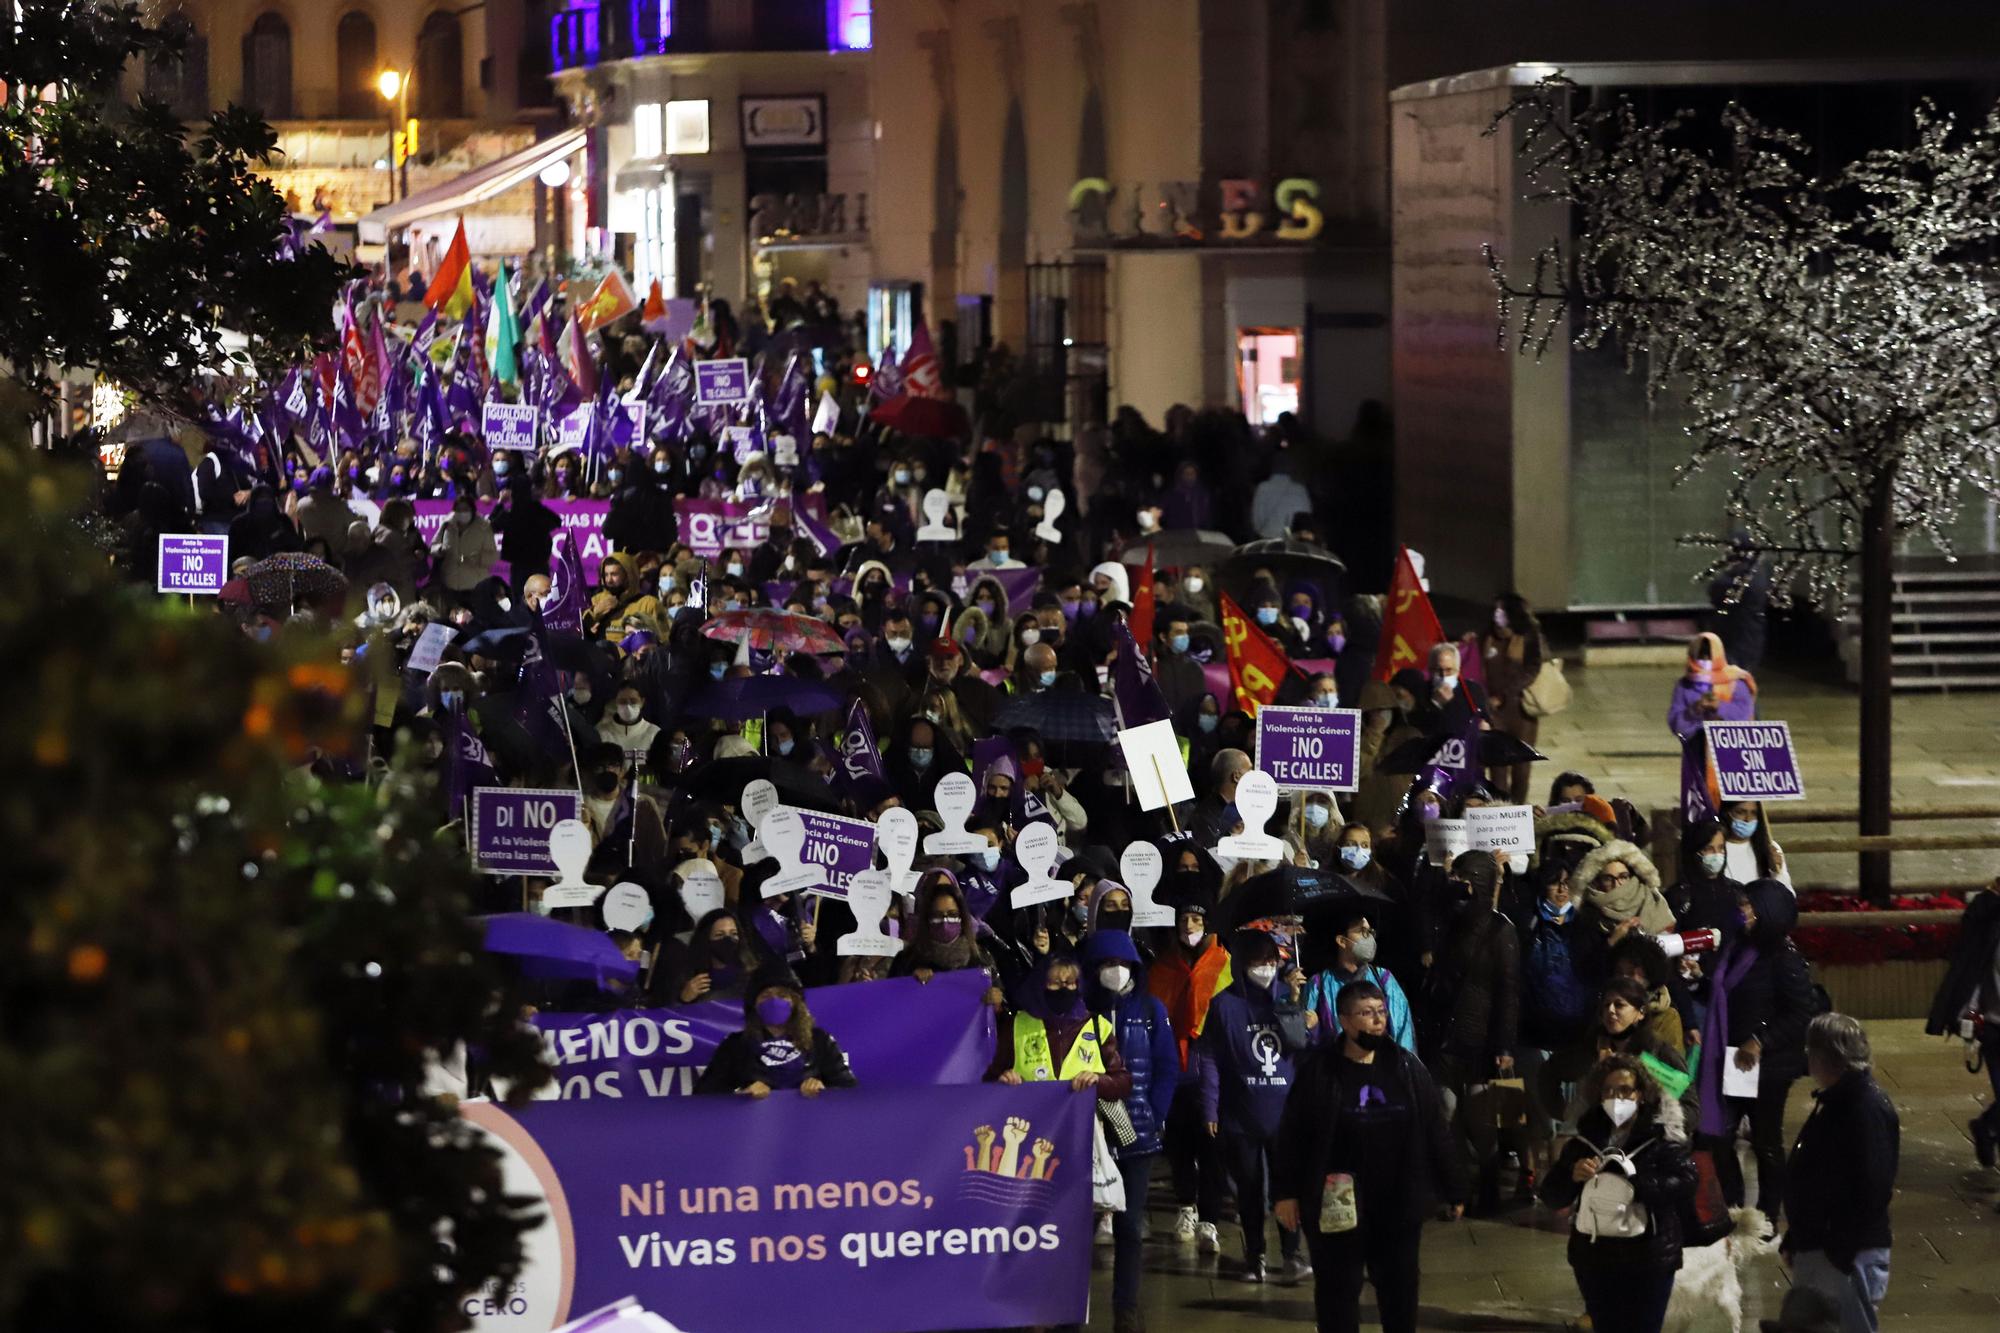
[{"left": 422, "top": 219, "right": 475, "bottom": 319}]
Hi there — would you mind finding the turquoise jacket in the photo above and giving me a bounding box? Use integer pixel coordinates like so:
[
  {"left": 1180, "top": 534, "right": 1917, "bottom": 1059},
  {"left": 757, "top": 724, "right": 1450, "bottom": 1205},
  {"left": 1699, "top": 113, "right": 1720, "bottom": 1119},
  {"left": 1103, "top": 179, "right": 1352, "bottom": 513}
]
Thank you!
[{"left": 1304, "top": 961, "right": 1417, "bottom": 1055}]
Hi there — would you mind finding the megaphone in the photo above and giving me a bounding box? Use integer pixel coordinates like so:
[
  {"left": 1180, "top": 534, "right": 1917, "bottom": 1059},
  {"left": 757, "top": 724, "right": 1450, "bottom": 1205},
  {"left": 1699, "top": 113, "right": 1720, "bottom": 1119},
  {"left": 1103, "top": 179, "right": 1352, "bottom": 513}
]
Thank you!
[{"left": 1649, "top": 928, "right": 1720, "bottom": 960}]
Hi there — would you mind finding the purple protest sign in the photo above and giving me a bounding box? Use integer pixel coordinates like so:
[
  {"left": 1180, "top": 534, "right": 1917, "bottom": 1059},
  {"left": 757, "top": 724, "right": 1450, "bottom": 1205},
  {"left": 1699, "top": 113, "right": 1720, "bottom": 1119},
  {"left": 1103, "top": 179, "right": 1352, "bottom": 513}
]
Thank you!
[
  {"left": 156, "top": 533, "right": 229, "bottom": 595},
  {"left": 1254, "top": 704, "right": 1362, "bottom": 791},
  {"left": 532, "top": 971, "right": 995, "bottom": 1099},
  {"left": 470, "top": 787, "right": 585, "bottom": 875},
  {"left": 541, "top": 531, "right": 586, "bottom": 634},
  {"left": 459, "top": 1079, "right": 1092, "bottom": 1333},
  {"left": 693, "top": 356, "right": 751, "bottom": 405},
  {"left": 798, "top": 809, "right": 878, "bottom": 896},
  {"left": 1704, "top": 720, "right": 1805, "bottom": 802},
  {"left": 483, "top": 400, "right": 540, "bottom": 451},
  {"left": 1681, "top": 729, "right": 1720, "bottom": 825}
]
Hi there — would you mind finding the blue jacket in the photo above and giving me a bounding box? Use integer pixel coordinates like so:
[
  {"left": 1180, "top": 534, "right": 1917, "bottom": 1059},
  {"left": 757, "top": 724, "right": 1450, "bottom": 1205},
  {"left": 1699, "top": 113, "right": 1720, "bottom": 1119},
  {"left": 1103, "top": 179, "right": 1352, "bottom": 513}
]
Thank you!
[
  {"left": 1304, "top": 962, "right": 1417, "bottom": 1055},
  {"left": 1199, "top": 978, "right": 1311, "bottom": 1138},
  {"left": 1085, "top": 931, "right": 1181, "bottom": 1157}
]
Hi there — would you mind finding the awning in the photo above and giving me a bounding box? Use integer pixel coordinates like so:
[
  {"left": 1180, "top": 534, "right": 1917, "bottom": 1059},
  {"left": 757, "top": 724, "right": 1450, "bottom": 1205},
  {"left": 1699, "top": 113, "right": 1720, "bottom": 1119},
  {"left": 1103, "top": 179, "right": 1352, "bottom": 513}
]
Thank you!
[{"left": 359, "top": 127, "right": 586, "bottom": 245}]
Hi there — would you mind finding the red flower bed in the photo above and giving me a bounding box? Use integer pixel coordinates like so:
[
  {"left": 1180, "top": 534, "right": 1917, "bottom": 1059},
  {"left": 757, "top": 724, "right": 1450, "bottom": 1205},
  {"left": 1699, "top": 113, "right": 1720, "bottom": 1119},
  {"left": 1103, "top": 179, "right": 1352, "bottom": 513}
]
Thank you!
[{"left": 1793, "top": 891, "right": 1965, "bottom": 966}]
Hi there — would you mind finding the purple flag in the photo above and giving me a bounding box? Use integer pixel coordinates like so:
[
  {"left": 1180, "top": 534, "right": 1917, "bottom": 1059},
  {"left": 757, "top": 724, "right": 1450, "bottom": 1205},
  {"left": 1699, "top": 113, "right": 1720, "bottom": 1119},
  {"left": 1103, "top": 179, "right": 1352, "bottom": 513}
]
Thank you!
[
  {"left": 542, "top": 530, "right": 585, "bottom": 634},
  {"left": 772, "top": 352, "right": 811, "bottom": 444},
  {"left": 412, "top": 365, "right": 448, "bottom": 460},
  {"left": 514, "top": 627, "right": 573, "bottom": 764},
  {"left": 1421, "top": 697, "right": 1485, "bottom": 802},
  {"left": 838, "top": 698, "right": 886, "bottom": 788},
  {"left": 1109, "top": 621, "right": 1171, "bottom": 728},
  {"left": 1681, "top": 729, "right": 1720, "bottom": 826},
  {"left": 647, "top": 344, "right": 693, "bottom": 442},
  {"left": 961, "top": 565, "right": 1041, "bottom": 613},
  {"left": 443, "top": 705, "right": 497, "bottom": 822}
]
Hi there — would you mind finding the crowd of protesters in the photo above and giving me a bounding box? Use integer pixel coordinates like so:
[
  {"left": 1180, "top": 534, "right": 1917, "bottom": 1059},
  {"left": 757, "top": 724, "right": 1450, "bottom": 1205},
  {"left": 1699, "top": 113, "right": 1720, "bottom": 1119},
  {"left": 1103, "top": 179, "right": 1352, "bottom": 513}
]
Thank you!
[{"left": 95, "top": 267, "right": 1923, "bottom": 1333}]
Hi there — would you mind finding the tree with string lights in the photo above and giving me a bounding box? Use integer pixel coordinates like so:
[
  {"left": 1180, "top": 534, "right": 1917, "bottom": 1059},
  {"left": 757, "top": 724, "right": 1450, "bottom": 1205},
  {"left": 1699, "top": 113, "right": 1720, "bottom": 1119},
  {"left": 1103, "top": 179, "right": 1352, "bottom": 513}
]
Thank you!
[{"left": 1486, "top": 75, "right": 2000, "bottom": 900}]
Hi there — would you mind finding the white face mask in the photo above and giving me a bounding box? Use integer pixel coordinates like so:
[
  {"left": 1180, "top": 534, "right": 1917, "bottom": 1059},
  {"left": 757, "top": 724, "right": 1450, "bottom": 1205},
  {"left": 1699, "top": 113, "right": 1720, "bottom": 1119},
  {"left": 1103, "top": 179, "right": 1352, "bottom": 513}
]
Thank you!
[
  {"left": 1603, "top": 1097, "right": 1638, "bottom": 1127},
  {"left": 1099, "top": 964, "right": 1132, "bottom": 994},
  {"left": 616, "top": 703, "right": 642, "bottom": 724},
  {"left": 1182, "top": 928, "right": 1204, "bottom": 949},
  {"left": 1184, "top": 576, "right": 1204, "bottom": 594},
  {"left": 1246, "top": 964, "right": 1279, "bottom": 990},
  {"left": 886, "top": 637, "right": 913, "bottom": 655}
]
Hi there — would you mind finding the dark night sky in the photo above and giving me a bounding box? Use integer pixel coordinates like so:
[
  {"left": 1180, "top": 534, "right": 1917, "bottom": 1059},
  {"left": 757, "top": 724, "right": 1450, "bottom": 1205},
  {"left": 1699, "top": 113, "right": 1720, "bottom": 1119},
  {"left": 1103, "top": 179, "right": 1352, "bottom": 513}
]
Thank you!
[{"left": 1389, "top": 0, "right": 2000, "bottom": 87}]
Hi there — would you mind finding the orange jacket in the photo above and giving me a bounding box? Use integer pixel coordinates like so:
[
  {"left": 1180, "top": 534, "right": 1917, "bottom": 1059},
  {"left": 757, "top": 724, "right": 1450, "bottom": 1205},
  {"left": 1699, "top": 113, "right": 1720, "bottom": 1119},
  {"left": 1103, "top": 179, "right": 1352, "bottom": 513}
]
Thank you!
[{"left": 1148, "top": 937, "right": 1233, "bottom": 1070}]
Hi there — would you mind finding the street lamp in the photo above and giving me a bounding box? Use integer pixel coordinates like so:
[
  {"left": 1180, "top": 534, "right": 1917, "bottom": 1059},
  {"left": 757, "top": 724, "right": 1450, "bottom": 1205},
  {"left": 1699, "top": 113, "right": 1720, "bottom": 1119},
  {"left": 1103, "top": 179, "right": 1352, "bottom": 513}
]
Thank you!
[{"left": 377, "top": 68, "right": 410, "bottom": 199}]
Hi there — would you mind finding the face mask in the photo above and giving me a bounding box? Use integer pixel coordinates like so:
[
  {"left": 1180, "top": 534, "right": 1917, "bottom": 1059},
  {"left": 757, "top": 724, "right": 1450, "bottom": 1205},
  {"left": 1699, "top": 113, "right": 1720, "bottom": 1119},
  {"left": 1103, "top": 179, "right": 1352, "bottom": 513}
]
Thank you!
[
  {"left": 1418, "top": 803, "right": 1442, "bottom": 823},
  {"left": 886, "top": 637, "right": 913, "bottom": 655},
  {"left": 1315, "top": 692, "right": 1339, "bottom": 709},
  {"left": 1256, "top": 606, "right": 1279, "bottom": 626},
  {"left": 1603, "top": 1097, "right": 1639, "bottom": 1128},
  {"left": 496, "top": 596, "right": 513, "bottom": 613},
  {"left": 1507, "top": 852, "right": 1530, "bottom": 876},
  {"left": 609, "top": 468, "right": 624, "bottom": 484},
  {"left": 1540, "top": 898, "right": 1573, "bottom": 923},
  {"left": 653, "top": 459, "right": 672, "bottom": 474},
  {"left": 1348, "top": 934, "right": 1379, "bottom": 964},
  {"left": 1019, "top": 628, "right": 1041, "bottom": 647},
  {"left": 591, "top": 769, "right": 622, "bottom": 795},
  {"left": 572, "top": 684, "right": 592, "bottom": 704},
  {"left": 1729, "top": 817, "right": 1759, "bottom": 839},
  {"left": 1070, "top": 898, "right": 1091, "bottom": 923},
  {"left": 1078, "top": 602, "right": 1098, "bottom": 620},
  {"left": 616, "top": 703, "right": 642, "bottom": 724},
  {"left": 493, "top": 460, "right": 511, "bottom": 477},
  {"left": 757, "top": 996, "right": 793, "bottom": 1028},
  {"left": 1351, "top": 1029, "right": 1393, "bottom": 1053},
  {"left": 710, "top": 662, "right": 728, "bottom": 680},
  {"left": 1329, "top": 632, "right": 1347, "bottom": 654},
  {"left": 1699, "top": 850, "right": 1727, "bottom": 876},
  {"left": 1044, "top": 986, "right": 1079, "bottom": 1015},
  {"left": 1027, "top": 485, "right": 1045, "bottom": 502},
  {"left": 908, "top": 747, "right": 934, "bottom": 770},
  {"left": 1493, "top": 609, "right": 1510, "bottom": 631},
  {"left": 708, "top": 823, "right": 727, "bottom": 846},
  {"left": 440, "top": 690, "right": 465, "bottom": 711},
  {"left": 1038, "top": 670, "right": 1057, "bottom": 688},
  {"left": 1184, "top": 576, "right": 1204, "bottom": 594},
  {"left": 893, "top": 468, "right": 912, "bottom": 486},
  {"left": 1246, "top": 964, "right": 1279, "bottom": 990},
  {"left": 1304, "top": 804, "right": 1330, "bottom": 830},
  {"left": 987, "top": 550, "right": 1009, "bottom": 565},
  {"left": 1339, "top": 845, "right": 1371, "bottom": 871},
  {"left": 1198, "top": 713, "right": 1218, "bottom": 734},
  {"left": 776, "top": 738, "right": 796, "bottom": 757},
  {"left": 1182, "top": 928, "right": 1205, "bottom": 949},
  {"left": 932, "top": 917, "right": 963, "bottom": 943},
  {"left": 453, "top": 510, "right": 473, "bottom": 525},
  {"left": 723, "top": 599, "right": 742, "bottom": 613},
  {"left": 1169, "top": 633, "right": 1190, "bottom": 654},
  {"left": 972, "top": 848, "right": 1001, "bottom": 871},
  {"left": 1098, "top": 909, "right": 1133, "bottom": 932},
  {"left": 1439, "top": 673, "right": 1459, "bottom": 693},
  {"left": 1099, "top": 964, "right": 1132, "bottom": 994}
]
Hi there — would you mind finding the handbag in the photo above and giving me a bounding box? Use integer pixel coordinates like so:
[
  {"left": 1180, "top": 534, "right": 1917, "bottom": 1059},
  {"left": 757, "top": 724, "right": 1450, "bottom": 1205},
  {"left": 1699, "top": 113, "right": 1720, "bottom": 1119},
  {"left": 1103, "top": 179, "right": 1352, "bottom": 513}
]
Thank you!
[
  {"left": 1521, "top": 658, "right": 1573, "bottom": 718},
  {"left": 1090, "top": 1116, "right": 1126, "bottom": 1212},
  {"left": 1096, "top": 1098, "right": 1139, "bottom": 1149}
]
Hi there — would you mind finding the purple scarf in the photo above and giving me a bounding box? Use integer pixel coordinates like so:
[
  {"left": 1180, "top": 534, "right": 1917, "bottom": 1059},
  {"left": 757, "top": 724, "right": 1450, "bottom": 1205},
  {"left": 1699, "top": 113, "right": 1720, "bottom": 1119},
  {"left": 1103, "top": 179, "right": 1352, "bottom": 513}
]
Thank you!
[{"left": 1696, "top": 940, "right": 1759, "bottom": 1135}]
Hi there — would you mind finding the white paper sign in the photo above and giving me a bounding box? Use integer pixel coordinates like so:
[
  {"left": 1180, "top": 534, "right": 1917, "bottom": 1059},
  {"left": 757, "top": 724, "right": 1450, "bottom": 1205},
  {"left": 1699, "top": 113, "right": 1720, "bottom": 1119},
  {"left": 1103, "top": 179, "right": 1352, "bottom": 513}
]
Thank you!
[
  {"left": 600, "top": 881, "right": 652, "bottom": 931},
  {"left": 1118, "top": 719, "right": 1194, "bottom": 811},
  {"left": 915, "top": 488, "right": 958, "bottom": 543},
  {"left": 1120, "top": 842, "right": 1173, "bottom": 928},
  {"left": 1424, "top": 816, "right": 1470, "bottom": 865},
  {"left": 836, "top": 869, "right": 904, "bottom": 957},
  {"left": 760, "top": 807, "right": 828, "bottom": 897},
  {"left": 1009, "top": 823, "right": 1071, "bottom": 907},
  {"left": 1034, "top": 487, "right": 1066, "bottom": 544},
  {"left": 407, "top": 621, "right": 456, "bottom": 675},
  {"left": 1467, "top": 805, "right": 1536, "bottom": 855},
  {"left": 538, "top": 819, "right": 600, "bottom": 908},
  {"left": 1723, "top": 1048, "right": 1761, "bottom": 1099},
  {"left": 874, "top": 806, "right": 921, "bottom": 896},
  {"left": 924, "top": 771, "right": 988, "bottom": 853},
  {"left": 1217, "top": 770, "right": 1286, "bottom": 860},
  {"left": 676, "top": 860, "right": 725, "bottom": 921},
  {"left": 741, "top": 779, "right": 780, "bottom": 833}
]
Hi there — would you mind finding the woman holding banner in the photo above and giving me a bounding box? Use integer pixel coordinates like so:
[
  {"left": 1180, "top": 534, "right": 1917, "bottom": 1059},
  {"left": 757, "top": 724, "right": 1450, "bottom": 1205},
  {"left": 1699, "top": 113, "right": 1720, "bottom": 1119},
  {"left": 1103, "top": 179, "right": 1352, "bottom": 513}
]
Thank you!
[{"left": 694, "top": 968, "right": 857, "bottom": 1098}]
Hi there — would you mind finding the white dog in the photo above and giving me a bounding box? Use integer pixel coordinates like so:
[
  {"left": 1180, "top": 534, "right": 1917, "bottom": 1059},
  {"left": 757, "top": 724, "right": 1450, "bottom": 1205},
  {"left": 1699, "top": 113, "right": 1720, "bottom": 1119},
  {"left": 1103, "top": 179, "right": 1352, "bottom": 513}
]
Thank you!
[{"left": 1663, "top": 1207, "right": 1780, "bottom": 1333}]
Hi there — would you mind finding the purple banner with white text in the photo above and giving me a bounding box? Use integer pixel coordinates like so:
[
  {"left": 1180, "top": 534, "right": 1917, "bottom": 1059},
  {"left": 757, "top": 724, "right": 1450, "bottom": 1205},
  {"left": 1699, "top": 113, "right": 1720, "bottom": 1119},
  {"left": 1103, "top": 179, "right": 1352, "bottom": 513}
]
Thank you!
[
  {"left": 460, "top": 1079, "right": 1091, "bottom": 1333},
  {"left": 531, "top": 971, "right": 996, "bottom": 1100}
]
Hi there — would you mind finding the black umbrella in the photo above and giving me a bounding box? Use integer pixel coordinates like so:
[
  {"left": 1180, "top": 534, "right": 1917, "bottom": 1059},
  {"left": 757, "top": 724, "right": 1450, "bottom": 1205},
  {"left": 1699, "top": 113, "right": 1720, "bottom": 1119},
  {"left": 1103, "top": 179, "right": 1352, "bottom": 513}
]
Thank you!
[
  {"left": 669, "top": 755, "right": 839, "bottom": 814},
  {"left": 1378, "top": 729, "right": 1545, "bottom": 775},
  {"left": 1215, "top": 865, "right": 1387, "bottom": 937},
  {"left": 1118, "top": 529, "right": 1237, "bottom": 570},
  {"left": 244, "top": 551, "right": 349, "bottom": 614},
  {"left": 459, "top": 626, "right": 534, "bottom": 661},
  {"left": 990, "top": 689, "right": 1117, "bottom": 745},
  {"left": 1222, "top": 538, "right": 1347, "bottom": 592}
]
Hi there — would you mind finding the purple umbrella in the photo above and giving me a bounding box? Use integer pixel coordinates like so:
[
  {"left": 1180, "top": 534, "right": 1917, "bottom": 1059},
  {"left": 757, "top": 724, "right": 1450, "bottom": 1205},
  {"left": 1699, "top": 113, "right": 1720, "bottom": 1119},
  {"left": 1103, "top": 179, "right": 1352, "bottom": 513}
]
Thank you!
[{"left": 477, "top": 912, "right": 639, "bottom": 989}]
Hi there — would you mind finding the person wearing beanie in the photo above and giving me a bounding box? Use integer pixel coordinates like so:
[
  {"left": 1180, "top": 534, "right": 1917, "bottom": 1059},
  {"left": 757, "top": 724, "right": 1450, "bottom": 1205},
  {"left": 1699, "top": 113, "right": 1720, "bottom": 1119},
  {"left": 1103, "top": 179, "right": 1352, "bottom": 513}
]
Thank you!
[
  {"left": 693, "top": 968, "right": 856, "bottom": 1096},
  {"left": 1150, "top": 884, "right": 1233, "bottom": 1254},
  {"left": 1084, "top": 929, "right": 1180, "bottom": 1333}
]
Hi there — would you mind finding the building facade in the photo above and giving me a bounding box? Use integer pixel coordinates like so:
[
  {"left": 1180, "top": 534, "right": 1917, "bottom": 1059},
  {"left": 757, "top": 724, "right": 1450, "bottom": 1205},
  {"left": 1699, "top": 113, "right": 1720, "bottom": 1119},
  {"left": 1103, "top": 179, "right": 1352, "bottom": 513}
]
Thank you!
[
  {"left": 867, "top": 0, "right": 1392, "bottom": 438},
  {"left": 546, "top": 1, "right": 875, "bottom": 314}
]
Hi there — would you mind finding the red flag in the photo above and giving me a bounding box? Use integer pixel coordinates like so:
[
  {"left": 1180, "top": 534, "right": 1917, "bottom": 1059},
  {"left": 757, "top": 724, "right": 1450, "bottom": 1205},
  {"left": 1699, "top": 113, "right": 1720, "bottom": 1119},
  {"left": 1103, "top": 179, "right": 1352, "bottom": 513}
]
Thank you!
[
  {"left": 1373, "top": 546, "right": 1445, "bottom": 681},
  {"left": 900, "top": 321, "right": 948, "bottom": 399},
  {"left": 1127, "top": 548, "right": 1156, "bottom": 650},
  {"left": 1219, "top": 591, "right": 1292, "bottom": 716},
  {"left": 422, "top": 219, "right": 474, "bottom": 316},
  {"left": 578, "top": 267, "right": 639, "bottom": 333},
  {"left": 641, "top": 277, "right": 670, "bottom": 334}
]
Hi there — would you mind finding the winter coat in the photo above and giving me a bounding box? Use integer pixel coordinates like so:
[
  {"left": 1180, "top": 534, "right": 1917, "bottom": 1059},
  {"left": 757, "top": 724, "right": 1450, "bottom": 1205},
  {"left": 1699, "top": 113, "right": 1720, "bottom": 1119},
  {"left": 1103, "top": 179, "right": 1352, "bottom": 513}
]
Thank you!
[
  {"left": 1084, "top": 931, "right": 1181, "bottom": 1157},
  {"left": 603, "top": 476, "right": 679, "bottom": 555},
  {"left": 1272, "top": 1042, "right": 1467, "bottom": 1231},
  {"left": 432, "top": 513, "right": 499, "bottom": 592},
  {"left": 694, "top": 1027, "right": 858, "bottom": 1094},
  {"left": 1927, "top": 890, "right": 2000, "bottom": 1033},
  {"left": 1539, "top": 1096, "right": 1697, "bottom": 1273},
  {"left": 1520, "top": 910, "right": 1594, "bottom": 1050},
  {"left": 1718, "top": 879, "right": 1815, "bottom": 1088},
  {"left": 1783, "top": 1069, "right": 1899, "bottom": 1271},
  {"left": 1423, "top": 898, "right": 1520, "bottom": 1068}
]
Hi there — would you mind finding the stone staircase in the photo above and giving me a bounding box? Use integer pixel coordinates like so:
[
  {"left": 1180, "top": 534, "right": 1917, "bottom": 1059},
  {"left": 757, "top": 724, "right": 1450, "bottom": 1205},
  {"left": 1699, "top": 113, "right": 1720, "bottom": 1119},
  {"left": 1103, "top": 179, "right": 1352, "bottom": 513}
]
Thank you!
[{"left": 1839, "top": 554, "right": 2000, "bottom": 690}]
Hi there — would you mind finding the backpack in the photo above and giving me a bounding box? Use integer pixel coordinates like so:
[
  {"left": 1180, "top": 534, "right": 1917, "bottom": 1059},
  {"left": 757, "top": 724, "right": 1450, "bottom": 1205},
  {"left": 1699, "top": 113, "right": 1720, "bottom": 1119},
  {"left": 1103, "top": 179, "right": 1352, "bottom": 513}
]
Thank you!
[{"left": 1575, "top": 1144, "right": 1651, "bottom": 1241}]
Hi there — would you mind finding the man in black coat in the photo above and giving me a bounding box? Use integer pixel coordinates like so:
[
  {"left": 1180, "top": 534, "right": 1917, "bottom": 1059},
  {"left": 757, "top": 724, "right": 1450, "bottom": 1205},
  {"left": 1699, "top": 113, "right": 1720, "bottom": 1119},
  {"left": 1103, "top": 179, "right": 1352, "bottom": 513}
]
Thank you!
[
  {"left": 602, "top": 445, "right": 680, "bottom": 555},
  {"left": 1274, "top": 980, "right": 1466, "bottom": 1333},
  {"left": 1782, "top": 1013, "right": 1899, "bottom": 1333}
]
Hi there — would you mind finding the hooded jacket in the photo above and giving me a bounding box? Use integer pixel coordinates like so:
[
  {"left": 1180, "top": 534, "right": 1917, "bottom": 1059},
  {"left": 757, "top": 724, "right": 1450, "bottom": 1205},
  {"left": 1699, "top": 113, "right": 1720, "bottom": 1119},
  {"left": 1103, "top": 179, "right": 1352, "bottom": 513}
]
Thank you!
[
  {"left": 1199, "top": 967, "right": 1312, "bottom": 1138},
  {"left": 1668, "top": 630, "right": 1758, "bottom": 739},
  {"left": 1539, "top": 1094, "right": 1698, "bottom": 1272},
  {"left": 1718, "top": 878, "right": 1815, "bottom": 1087},
  {"left": 1573, "top": 840, "right": 1677, "bottom": 936},
  {"left": 603, "top": 471, "right": 679, "bottom": 555},
  {"left": 586, "top": 552, "right": 662, "bottom": 641},
  {"left": 1084, "top": 930, "right": 1181, "bottom": 1157},
  {"left": 1273, "top": 1041, "right": 1467, "bottom": 1231}
]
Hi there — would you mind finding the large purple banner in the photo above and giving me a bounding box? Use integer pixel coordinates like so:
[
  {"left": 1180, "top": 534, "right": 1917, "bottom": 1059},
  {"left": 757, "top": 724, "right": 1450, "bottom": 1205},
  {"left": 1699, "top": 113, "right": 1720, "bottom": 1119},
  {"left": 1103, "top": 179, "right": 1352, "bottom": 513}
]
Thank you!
[
  {"left": 461, "top": 1080, "right": 1091, "bottom": 1333},
  {"left": 532, "top": 971, "right": 996, "bottom": 1099},
  {"left": 413, "top": 498, "right": 613, "bottom": 573}
]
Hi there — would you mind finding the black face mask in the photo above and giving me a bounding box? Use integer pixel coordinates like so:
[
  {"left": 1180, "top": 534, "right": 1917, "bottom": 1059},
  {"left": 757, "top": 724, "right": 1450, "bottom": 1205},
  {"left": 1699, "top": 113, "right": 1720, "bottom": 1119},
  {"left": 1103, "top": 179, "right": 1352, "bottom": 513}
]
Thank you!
[
  {"left": 591, "top": 769, "right": 623, "bottom": 795},
  {"left": 1044, "top": 986, "right": 1079, "bottom": 1016},
  {"left": 1350, "top": 1029, "right": 1393, "bottom": 1053},
  {"left": 1097, "top": 909, "right": 1133, "bottom": 933}
]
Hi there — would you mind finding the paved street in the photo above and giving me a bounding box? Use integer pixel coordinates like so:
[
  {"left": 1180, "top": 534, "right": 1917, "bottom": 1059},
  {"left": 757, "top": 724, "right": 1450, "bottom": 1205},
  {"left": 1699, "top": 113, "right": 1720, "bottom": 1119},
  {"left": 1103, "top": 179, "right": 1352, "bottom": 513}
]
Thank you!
[{"left": 1089, "top": 1021, "right": 2000, "bottom": 1330}]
